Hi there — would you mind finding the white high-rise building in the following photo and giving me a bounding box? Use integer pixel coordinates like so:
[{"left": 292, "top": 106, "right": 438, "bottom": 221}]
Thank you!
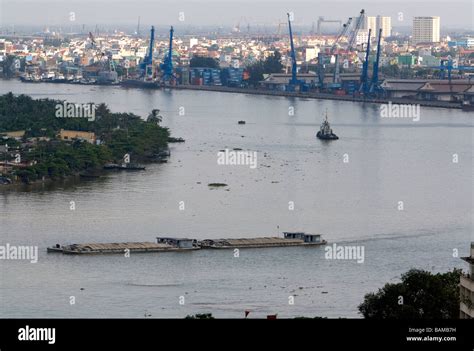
[
  {"left": 365, "top": 16, "right": 377, "bottom": 33},
  {"left": 365, "top": 16, "right": 391, "bottom": 38},
  {"left": 412, "top": 17, "right": 440, "bottom": 44},
  {"left": 377, "top": 16, "right": 392, "bottom": 38}
]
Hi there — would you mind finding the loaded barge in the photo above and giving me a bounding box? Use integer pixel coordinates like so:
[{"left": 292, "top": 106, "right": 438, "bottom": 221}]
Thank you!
[
  {"left": 200, "top": 233, "right": 326, "bottom": 249},
  {"left": 47, "top": 239, "right": 198, "bottom": 254},
  {"left": 47, "top": 233, "right": 326, "bottom": 255}
]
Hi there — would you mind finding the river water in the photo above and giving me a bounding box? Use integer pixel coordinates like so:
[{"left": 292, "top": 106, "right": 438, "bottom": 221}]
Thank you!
[{"left": 0, "top": 80, "right": 472, "bottom": 318}]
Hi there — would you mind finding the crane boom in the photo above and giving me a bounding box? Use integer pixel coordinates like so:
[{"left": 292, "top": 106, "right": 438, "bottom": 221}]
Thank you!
[
  {"left": 331, "top": 17, "right": 352, "bottom": 53},
  {"left": 347, "top": 9, "right": 365, "bottom": 51},
  {"left": 160, "top": 26, "right": 174, "bottom": 83},
  {"left": 370, "top": 28, "right": 382, "bottom": 93},
  {"left": 359, "top": 28, "right": 371, "bottom": 94},
  {"left": 287, "top": 12, "right": 298, "bottom": 85},
  {"left": 140, "top": 26, "right": 155, "bottom": 72}
]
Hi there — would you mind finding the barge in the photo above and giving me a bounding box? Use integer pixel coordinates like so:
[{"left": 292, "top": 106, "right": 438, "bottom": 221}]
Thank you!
[
  {"left": 48, "top": 233, "right": 326, "bottom": 255},
  {"left": 47, "top": 241, "right": 198, "bottom": 254},
  {"left": 199, "top": 233, "right": 326, "bottom": 249}
]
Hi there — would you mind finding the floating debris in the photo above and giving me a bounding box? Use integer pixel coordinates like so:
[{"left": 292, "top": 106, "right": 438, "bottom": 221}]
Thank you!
[
  {"left": 168, "top": 137, "right": 185, "bottom": 143},
  {"left": 208, "top": 183, "right": 228, "bottom": 187}
]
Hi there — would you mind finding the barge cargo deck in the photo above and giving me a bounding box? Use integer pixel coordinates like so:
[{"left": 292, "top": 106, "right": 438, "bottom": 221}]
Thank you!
[
  {"left": 47, "top": 242, "right": 198, "bottom": 254},
  {"left": 199, "top": 237, "right": 327, "bottom": 249},
  {"left": 48, "top": 233, "right": 326, "bottom": 254}
]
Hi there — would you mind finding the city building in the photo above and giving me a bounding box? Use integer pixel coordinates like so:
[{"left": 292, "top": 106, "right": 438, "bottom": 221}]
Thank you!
[
  {"left": 412, "top": 16, "right": 441, "bottom": 44},
  {"left": 365, "top": 16, "right": 377, "bottom": 33},
  {"left": 365, "top": 16, "right": 391, "bottom": 38},
  {"left": 460, "top": 242, "right": 474, "bottom": 319},
  {"left": 58, "top": 129, "right": 96, "bottom": 144},
  {"left": 377, "top": 16, "right": 392, "bottom": 38}
]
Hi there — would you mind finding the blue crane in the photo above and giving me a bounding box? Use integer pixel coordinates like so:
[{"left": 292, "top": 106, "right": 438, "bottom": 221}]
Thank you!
[
  {"left": 287, "top": 12, "right": 298, "bottom": 89},
  {"left": 160, "top": 26, "right": 174, "bottom": 83},
  {"left": 369, "top": 28, "right": 383, "bottom": 94},
  {"left": 359, "top": 29, "right": 371, "bottom": 94},
  {"left": 285, "top": 13, "right": 309, "bottom": 91},
  {"left": 140, "top": 26, "right": 155, "bottom": 71},
  {"left": 428, "top": 58, "right": 474, "bottom": 80}
]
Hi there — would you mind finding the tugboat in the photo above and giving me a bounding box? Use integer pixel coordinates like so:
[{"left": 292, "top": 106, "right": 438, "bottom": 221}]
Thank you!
[{"left": 316, "top": 111, "right": 339, "bottom": 140}]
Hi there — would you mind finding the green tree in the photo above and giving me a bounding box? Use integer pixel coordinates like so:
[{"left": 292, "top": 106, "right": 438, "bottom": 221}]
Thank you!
[
  {"left": 147, "top": 109, "right": 162, "bottom": 125},
  {"left": 358, "top": 269, "right": 461, "bottom": 319},
  {"left": 190, "top": 56, "right": 219, "bottom": 69},
  {"left": 246, "top": 51, "right": 283, "bottom": 87},
  {"left": 263, "top": 51, "right": 283, "bottom": 73}
]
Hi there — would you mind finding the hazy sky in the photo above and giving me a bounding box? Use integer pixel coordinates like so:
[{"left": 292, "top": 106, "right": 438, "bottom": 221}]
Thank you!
[{"left": 0, "top": 0, "right": 472, "bottom": 29}]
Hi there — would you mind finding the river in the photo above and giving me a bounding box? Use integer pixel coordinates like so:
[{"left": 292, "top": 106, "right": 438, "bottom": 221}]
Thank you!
[{"left": 0, "top": 80, "right": 472, "bottom": 318}]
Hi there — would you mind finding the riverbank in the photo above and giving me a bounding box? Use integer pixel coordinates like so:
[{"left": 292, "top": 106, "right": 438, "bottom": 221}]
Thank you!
[
  {"left": 14, "top": 78, "right": 468, "bottom": 110},
  {"left": 163, "top": 85, "right": 467, "bottom": 110},
  {"left": 0, "top": 93, "right": 171, "bottom": 187}
]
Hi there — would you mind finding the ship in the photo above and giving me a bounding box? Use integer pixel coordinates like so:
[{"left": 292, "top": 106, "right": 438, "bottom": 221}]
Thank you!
[{"left": 316, "top": 111, "right": 339, "bottom": 140}]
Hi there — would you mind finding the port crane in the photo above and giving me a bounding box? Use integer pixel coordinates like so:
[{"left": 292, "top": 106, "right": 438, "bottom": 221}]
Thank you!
[
  {"left": 88, "top": 32, "right": 117, "bottom": 79},
  {"left": 140, "top": 26, "right": 155, "bottom": 74},
  {"left": 286, "top": 13, "right": 307, "bottom": 91},
  {"left": 160, "top": 26, "right": 174, "bottom": 84},
  {"left": 359, "top": 28, "right": 383, "bottom": 96},
  {"left": 359, "top": 29, "right": 371, "bottom": 94},
  {"left": 369, "top": 28, "right": 383, "bottom": 94},
  {"left": 429, "top": 58, "right": 474, "bottom": 80},
  {"left": 318, "top": 9, "right": 364, "bottom": 90},
  {"left": 347, "top": 9, "right": 366, "bottom": 51},
  {"left": 328, "top": 17, "right": 353, "bottom": 89}
]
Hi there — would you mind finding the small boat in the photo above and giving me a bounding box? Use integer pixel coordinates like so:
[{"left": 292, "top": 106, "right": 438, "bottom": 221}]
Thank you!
[
  {"left": 462, "top": 103, "right": 474, "bottom": 112},
  {"left": 104, "top": 163, "right": 120, "bottom": 170},
  {"left": 103, "top": 163, "right": 145, "bottom": 170},
  {"left": 238, "top": 120, "right": 246, "bottom": 125},
  {"left": 316, "top": 111, "right": 339, "bottom": 140},
  {"left": 167, "top": 137, "right": 185, "bottom": 143}
]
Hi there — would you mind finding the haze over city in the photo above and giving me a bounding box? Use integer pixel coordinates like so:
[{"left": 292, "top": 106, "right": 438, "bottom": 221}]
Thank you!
[{"left": 0, "top": 0, "right": 472, "bottom": 30}]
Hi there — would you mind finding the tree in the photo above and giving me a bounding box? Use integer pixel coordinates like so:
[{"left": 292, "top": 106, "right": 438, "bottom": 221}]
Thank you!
[
  {"left": 190, "top": 56, "right": 219, "bottom": 69},
  {"left": 263, "top": 51, "right": 283, "bottom": 73},
  {"left": 246, "top": 61, "right": 265, "bottom": 87},
  {"left": 246, "top": 51, "right": 283, "bottom": 87},
  {"left": 147, "top": 109, "right": 162, "bottom": 125},
  {"left": 380, "top": 64, "right": 400, "bottom": 78},
  {"left": 358, "top": 269, "right": 461, "bottom": 319}
]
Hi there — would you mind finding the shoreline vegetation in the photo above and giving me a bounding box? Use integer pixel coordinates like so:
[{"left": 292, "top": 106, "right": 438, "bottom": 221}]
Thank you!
[{"left": 0, "top": 92, "right": 172, "bottom": 187}]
